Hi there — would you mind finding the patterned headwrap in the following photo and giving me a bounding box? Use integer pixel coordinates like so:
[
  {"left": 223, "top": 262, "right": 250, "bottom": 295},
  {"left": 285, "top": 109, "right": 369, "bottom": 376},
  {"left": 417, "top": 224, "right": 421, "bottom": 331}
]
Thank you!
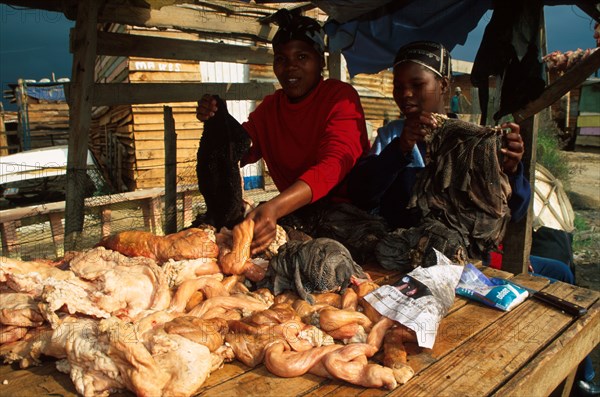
[
  {"left": 271, "top": 9, "right": 325, "bottom": 57},
  {"left": 393, "top": 41, "right": 451, "bottom": 79}
]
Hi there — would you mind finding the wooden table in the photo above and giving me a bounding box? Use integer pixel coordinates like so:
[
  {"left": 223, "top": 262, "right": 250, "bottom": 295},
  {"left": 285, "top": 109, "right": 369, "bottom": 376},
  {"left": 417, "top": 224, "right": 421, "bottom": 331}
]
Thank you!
[{"left": 1, "top": 266, "right": 598, "bottom": 397}]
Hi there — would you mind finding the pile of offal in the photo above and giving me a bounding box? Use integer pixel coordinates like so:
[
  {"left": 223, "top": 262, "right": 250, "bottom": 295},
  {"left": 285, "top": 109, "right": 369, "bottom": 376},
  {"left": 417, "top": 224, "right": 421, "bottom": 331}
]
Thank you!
[{"left": 0, "top": 104, "right": 514, "bottom": 396}]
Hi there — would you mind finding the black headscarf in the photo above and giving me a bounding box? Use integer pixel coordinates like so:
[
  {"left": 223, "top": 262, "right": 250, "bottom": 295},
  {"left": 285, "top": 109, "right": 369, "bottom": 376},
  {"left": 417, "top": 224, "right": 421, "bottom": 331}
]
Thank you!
[
  {"left": 271, "top": 9, "right": 325, "bottom": 57},
  {"left": 393, "top": 41, "right": 451, "bottom": 79}
]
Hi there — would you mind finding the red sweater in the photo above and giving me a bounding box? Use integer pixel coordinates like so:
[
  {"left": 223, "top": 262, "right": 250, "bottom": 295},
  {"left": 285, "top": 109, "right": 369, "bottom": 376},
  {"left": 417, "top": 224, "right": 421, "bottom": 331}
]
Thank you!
[{"left": 242, "top": 78, "right": 370, "bottom": 202}]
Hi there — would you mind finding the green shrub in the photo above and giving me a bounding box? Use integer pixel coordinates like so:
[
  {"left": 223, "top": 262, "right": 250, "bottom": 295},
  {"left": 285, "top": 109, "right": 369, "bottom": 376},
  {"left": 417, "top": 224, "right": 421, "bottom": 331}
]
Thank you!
[{"left": 536, "top": 111, "right": 571, "bottom": 185}]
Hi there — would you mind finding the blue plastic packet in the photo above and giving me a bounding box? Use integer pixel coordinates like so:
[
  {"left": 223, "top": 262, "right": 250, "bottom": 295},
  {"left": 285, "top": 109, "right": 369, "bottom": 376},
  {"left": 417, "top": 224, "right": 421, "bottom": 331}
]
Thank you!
[{"left": 456, "top": 264, "right": 528, "bottom": 311}]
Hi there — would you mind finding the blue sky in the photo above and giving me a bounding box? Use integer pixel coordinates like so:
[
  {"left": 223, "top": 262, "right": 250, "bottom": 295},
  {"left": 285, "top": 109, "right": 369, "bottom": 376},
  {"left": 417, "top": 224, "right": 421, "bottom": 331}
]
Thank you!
[{"left": 0, "top": 4, "right": 597, "bottom": 110}]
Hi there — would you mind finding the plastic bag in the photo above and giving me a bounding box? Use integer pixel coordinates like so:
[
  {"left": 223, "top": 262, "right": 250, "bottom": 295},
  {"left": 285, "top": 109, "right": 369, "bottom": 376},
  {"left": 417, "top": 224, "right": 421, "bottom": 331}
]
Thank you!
[{"left": 455, "top": 263, "right": 528, "bottom": 311}]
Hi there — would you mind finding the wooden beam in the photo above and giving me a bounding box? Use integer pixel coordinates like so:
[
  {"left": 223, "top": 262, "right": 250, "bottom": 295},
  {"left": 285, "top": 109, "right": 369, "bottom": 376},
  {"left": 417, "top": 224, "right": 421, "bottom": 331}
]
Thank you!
[
  {"left": 142, "top": 197, "right": 163, "bottom": 235},
  {"left": 501, "top": 115, "right": 538, "bottom": 275},
  {"left": 95, "top": 31, "right": 274, "bottom": 65},
  {"left": 64, "top": 0, "right": 100, "bottom": 251},
  {"left": 0, "top": 221, "right": 17, "bottom": 256},
  {"left": 91, "top": 82, "right": 278, "bottom": 106},
  {"left": 513, "top": 48, "right": 600, "bottom": 123},
  {"left": 182, "top": 191, "right": 194, "bottom": 228},
  {"left": 327, "top": 50, "right": 342, "bottom": 80},
  {"left": 100, "top": 207, "right": 112, "bottom": 237},
  {"left": 164, "top": 106, "right": 177, "bottom": 234},
  {"left": 98, "top": 4, "right": 277, "bottom": 42},
  {"left": 48, "top": 213, "right": 65, "bottom": 257}
]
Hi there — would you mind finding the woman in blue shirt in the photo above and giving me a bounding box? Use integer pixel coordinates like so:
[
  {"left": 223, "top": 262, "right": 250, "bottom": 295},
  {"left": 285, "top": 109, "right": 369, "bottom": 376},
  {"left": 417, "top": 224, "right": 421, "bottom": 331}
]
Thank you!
[{"left": 348, "top": 41, "right": 529, "bottom": 230}]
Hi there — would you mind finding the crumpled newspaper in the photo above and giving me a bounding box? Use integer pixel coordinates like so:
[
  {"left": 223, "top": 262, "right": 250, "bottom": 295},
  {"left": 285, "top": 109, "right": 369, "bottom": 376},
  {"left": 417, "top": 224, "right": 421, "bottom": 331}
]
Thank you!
[{"left": 364, "top": 249, "right": 463, "bottom": 349}]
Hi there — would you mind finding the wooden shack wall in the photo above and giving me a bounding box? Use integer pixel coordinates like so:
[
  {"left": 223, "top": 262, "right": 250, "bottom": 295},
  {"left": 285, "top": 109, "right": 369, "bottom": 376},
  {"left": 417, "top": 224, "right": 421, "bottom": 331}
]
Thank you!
[
  {"left": 25, "top": 101, "right": 70, "bottom": 149},
  {"left": 91, "top": 24, "right": 204, "bottom": 191}
]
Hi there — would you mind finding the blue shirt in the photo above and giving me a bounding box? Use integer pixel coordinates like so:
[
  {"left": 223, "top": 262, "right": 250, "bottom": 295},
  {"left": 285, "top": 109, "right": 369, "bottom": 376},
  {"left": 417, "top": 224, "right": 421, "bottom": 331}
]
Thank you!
[{"left": 370, "top": 119, "right": 425, "bottom": 168}]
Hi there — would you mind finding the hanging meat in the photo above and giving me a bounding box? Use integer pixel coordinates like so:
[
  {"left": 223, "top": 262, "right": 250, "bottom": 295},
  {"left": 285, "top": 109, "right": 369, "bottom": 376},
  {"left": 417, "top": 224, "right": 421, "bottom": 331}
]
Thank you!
[
  {"left": 408, "top": 115, "right": 512, "bottom": 259},
  {"left": 193, "top": 95, "right": 251, "bottom": 230}
]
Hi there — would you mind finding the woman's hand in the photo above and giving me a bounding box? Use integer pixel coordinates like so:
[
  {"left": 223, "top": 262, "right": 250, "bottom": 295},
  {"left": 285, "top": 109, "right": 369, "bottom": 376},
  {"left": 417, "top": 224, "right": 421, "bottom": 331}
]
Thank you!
[
  {"left": 196, "top": 94, "right": 218, "bottom": 122},
  {"left": 398, "top": 112, "right": 438, "bottom": 154},
  {"left": 500, "top": 122, "right": 524, "bottom": 175},
  {"left": 246, "top": 202, "right": 279, "bottom": 255}
]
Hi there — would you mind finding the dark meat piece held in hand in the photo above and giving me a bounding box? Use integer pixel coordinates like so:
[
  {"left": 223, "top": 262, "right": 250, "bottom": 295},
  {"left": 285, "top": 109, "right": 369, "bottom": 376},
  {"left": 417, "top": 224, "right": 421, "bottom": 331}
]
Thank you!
[{"left": 194, "top": 95, "right": 251, "bottom": 229}]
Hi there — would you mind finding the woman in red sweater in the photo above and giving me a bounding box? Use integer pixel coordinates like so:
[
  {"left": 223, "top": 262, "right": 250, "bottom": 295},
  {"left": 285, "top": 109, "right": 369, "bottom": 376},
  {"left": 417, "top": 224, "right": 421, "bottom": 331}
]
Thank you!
[{"left": 196, "top": 10, "right": 370, "bottom": 254}]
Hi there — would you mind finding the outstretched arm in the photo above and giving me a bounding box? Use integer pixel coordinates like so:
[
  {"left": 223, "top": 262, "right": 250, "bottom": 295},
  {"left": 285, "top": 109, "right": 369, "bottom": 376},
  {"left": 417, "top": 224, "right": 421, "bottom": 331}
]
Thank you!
[{"left": 247, "top": 180, "right": 312, "bottom": 255}]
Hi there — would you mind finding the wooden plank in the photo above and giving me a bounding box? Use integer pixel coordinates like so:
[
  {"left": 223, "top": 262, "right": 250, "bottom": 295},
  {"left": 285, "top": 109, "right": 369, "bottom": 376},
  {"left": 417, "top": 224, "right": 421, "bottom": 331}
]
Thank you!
[
  {"left": 92, "top": 82, "right": 278, "bottom": 106},
  {"left": 136, "top": 157, "right": 196, "bottom": 169},
  {"left": 97, "top": 4, "right": 278, "bottom": 42},
  {"left": 135, "top": 147, "right": 198, "bottom": 159},
  {"left": 198, "top": 364, "right": 327, "bottom": 397},
  {"left": 133, "top": 102, "right": 199, "bottom": 110},
  {"left": 182, "top": 190, "right": 194, "bottom": 228},
  {"left": 64, "top": 0, "right": 100, "bottom": 251},
  {"left": 48, "top": 212, "right": 65, "bottom": 257},
  {"left": 129, "top": 58, "right": 200, "bottom": 73},
  {"left": 131, "top": 122, "right": 202, "bottom": 132},
  {"left": 502, "top": 115, "right": 538, "bottom": 275},
  {"left": 559, "top": 368, "right": 578, "bottom": 397},
  {"left": 129, "top": 71, "right": 201, "bottom": 82},
  {"left": 0, "top": 188, "right": 171, "bottom": 224},
  {"left": 97, "top": 31, "right": 274, "bottom": 65},
  {"left": 328, "top": 50, "right": 342, "bottom": 81},
  {"left": 101, "top": 207, "right": 112, "bottom": 237},
  {"left": 164, "top": 106, "right": 177, "bottom": 234},
  {"left": 134, "top": 140, "right": 198, "bottom": 151},
  {"left": 494, "top": 294, "right": 599, "bottom": 396},
  {"left": 0, "top": 221, "right": 17, "bottom": 256},
  {"left": 513, "top": 49, "right": 600, "bottom": 123},
  {"left": 133, "top": 112, "right": 200, "bottom": 124},
  {"left": 141, "top": 197, "right": 164, "bottom": 235},
  {"left": 392, "top": 280, "right": 599, "bottom": 397}
]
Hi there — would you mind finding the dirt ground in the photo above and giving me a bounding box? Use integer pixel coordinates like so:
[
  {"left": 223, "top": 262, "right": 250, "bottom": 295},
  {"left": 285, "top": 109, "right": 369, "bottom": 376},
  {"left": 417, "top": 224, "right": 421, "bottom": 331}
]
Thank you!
[{"left": 562, "top": 149, "right": 600, "bottom": 394}]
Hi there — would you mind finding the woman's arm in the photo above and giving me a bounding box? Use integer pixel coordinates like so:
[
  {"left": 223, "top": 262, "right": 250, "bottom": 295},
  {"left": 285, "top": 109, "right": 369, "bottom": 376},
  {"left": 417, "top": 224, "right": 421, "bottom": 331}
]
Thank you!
[
  {"left": 347, "top": 113, "right": 436, "bottom": 211},
  {"left": 501, "top": 122, "right": 531, "bottom": 222},
  {"left": 247, "top": 180, "right": 312, "bottom": 254}
]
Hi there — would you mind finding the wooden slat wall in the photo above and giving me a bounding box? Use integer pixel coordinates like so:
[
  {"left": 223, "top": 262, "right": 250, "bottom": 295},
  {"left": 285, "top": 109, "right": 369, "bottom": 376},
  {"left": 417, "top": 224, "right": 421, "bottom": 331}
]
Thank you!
[
  {"left": 90, "top": 24, "right": 205, "bottom": 191},
  {"left": 129, "top": 56, "right": 202, "bottom": 188},
  {"left": 26, "top": 101, "right": 70, "bottom": 149}
]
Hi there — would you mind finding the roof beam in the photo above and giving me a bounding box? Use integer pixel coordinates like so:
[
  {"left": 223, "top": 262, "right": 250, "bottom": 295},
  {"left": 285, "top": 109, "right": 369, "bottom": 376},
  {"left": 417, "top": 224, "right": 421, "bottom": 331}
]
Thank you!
[
  {"left": 89, "top": 82, "right": 279, "bottom": 106},
  {"left": 96, "top": 31, "right": 274, "bottom": 64},
  {"left": 97, "top": 4, "right": 277, "bottom": 41}
]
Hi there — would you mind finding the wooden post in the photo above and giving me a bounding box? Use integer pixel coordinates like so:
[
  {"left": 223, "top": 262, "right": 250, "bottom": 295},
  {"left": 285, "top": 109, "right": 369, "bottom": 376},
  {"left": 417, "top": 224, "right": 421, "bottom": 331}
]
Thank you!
[
  {"left": 100, "top": 207, "right": 112, "bottom": 237},
  {"left": 501, "top": 115, "right": 538, "bottom": 275},
  {"left": 16, "top": 79, "right": 29, "bottom": 151},
  {"left": 164, "top": 106, "right": 177, "bottom": 234},
  {"left": 0, "top": 103, "right": 8, "bottom": 156},
  {"left": 182, "top": 191, "right": 193, "bottom": 228},
  {"left": 142, "top": 197, "right": 163, "bottom": 235},
  {"left": 0, "top": 222, "right": 17, "bottom": 257},
  {"left": 48, "top": 213, "right": 65, "bottom": 257},
  {"left": 65, "top": 0, "right": 100, "bottom": 251},
  {"left": 327, "top": 50, "right": 342, "bottom": 81}
]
